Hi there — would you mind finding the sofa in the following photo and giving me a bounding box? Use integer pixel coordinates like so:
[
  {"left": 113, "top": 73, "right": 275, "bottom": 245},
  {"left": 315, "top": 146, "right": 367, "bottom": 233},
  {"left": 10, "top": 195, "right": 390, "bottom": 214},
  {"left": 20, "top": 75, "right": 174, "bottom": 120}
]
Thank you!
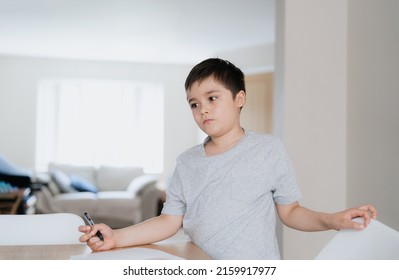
[{"left": 36, "top": 163, "right": 163, "bottom": 228}]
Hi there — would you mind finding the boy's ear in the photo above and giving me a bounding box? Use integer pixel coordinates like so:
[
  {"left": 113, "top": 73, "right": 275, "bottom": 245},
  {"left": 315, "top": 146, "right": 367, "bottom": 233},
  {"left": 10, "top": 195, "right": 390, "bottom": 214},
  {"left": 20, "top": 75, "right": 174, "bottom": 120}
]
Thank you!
[{"left": 236, "top": 90, "right": 246, "bottom": 108}]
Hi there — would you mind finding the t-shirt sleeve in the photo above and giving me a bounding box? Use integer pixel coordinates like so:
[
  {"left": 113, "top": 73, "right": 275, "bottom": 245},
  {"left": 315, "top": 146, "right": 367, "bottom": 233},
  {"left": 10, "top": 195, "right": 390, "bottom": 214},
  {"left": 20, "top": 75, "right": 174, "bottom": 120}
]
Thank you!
[
  {"left": 161, "top": 166, "right": 186, "bottom": 216},
  {"left": 272, "top": 138, "right": 302, "bottom": 205}
]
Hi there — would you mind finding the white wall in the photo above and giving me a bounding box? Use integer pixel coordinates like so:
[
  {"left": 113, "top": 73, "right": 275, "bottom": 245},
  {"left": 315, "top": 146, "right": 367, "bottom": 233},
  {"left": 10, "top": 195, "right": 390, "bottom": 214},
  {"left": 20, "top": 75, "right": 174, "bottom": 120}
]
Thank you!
[
  {"left": 216, "top": 43, "right": 275, "bottom": 74},
  {"left": 276, "top": 0, "right": 347, "bottom": 259},
  {"left": 347, "top": 0, "right": 399, "bottom": 231},
  {"left": 0, "top": 55, "right": 197, "bottom": 183},
  {"left": 276, "top": 0, "right": 399, "bottom": 259}
]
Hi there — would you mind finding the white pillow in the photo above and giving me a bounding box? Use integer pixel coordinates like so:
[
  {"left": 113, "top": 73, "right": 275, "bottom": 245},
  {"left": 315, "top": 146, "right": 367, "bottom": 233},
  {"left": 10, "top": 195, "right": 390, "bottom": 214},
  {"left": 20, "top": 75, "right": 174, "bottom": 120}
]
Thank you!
[
  {"left": 49, "top": 162, "right": 96, "bottom": 184},
  {"left": 49, "top": 168, "right": 75, "bottom": 193}
]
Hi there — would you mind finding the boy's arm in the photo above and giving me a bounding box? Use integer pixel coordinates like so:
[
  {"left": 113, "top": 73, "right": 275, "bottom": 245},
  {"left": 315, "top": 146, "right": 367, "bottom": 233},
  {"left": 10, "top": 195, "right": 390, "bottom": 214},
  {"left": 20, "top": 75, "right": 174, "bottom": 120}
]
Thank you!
[
  {"left": 276, "top": 202, "right": 377, "bottom": 231},
  {"left": 80, "top": 214, "right": 183, "bottom": 251},
  {"left": 114, "top": 214, "right": 183, "bottom": 248}
]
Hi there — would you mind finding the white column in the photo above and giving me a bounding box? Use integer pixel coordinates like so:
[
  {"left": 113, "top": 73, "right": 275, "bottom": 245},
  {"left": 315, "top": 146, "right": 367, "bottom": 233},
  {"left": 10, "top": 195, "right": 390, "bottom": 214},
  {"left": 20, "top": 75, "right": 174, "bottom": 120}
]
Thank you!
[{"left": 275, "top": 0, "right": 348, "bottom": 259}]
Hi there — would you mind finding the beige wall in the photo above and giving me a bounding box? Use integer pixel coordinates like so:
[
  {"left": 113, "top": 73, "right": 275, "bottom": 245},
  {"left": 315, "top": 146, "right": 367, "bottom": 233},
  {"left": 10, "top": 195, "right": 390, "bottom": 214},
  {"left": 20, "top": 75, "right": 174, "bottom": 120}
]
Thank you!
[
  {"left": 276, "top": 0, "right": 399, "bottom": 259},
  {"left": 276, "top": 0, "right": 347, "bottom": 259},
  {"left": 347, "top": 0, "right": 399, "bottom": 232}
]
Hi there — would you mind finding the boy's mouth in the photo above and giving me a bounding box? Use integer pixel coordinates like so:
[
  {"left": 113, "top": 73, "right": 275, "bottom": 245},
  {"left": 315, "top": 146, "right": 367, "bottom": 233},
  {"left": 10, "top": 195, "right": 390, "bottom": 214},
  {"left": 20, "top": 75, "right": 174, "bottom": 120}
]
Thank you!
[{"left": 203, "top": 119, "right": 213, "bottom": 124}]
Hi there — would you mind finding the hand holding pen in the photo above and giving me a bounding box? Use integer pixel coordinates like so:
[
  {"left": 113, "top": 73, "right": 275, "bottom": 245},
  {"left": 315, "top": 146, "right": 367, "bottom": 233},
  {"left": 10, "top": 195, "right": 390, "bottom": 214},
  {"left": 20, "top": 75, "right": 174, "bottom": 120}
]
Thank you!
[{"left": 83, "top": 212, "right": 104, "bottom": 241}]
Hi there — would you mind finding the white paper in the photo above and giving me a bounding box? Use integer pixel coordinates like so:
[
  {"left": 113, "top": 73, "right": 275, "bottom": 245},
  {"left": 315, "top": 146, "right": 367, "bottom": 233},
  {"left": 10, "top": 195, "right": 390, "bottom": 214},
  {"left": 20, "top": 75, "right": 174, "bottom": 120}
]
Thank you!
[
  {"left": 70, "top": 247, "right": 184, "bottom": 260},
  {"left": 316, "top": 218, "right": 399, "bottom": 259}
]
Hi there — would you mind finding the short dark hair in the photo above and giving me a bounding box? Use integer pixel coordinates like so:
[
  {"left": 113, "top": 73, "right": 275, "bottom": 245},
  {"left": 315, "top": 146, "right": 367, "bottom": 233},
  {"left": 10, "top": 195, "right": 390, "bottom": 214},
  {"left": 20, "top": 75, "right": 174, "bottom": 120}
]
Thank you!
[{"left": 184, "top": 58, "right": 246, "bottom": 99}]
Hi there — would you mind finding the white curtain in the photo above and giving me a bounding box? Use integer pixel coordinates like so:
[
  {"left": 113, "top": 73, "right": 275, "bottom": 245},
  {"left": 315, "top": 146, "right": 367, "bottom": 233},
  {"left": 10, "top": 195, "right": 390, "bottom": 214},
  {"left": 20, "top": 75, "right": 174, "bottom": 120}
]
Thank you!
[{"left": 35, "top": 79, "right": 164, "bottom": 173}]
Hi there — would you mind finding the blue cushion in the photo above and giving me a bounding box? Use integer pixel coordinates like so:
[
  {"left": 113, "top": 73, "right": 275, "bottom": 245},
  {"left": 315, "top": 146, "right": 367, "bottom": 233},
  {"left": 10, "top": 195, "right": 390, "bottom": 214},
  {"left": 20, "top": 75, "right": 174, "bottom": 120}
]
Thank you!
[{"left": 70, "top": 175, "right": 98, "bottom": 193}]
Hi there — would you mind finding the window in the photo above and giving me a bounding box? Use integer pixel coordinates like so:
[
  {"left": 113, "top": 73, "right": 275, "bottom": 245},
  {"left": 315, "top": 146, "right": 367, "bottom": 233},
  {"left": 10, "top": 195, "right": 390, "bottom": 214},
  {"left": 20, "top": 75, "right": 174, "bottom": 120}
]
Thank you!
[{"left": 35, "top": 79, "right": 164, "bottom": 173}]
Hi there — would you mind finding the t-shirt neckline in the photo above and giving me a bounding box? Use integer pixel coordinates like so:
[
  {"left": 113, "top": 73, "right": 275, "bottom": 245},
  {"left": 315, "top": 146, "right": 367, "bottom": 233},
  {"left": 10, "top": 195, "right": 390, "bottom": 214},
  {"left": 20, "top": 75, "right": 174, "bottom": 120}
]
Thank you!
[{"left": 200, "top": 128, "right": 248, "bottom": 158}]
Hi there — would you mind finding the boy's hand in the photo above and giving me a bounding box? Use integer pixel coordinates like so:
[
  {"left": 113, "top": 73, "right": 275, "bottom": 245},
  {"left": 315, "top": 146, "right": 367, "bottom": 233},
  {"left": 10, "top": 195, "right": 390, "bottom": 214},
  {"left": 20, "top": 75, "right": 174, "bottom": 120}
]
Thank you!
[
  {"left": 332, "top": 204, "right": 378, "bottom": 230},
  {"left": 78, "top": 223, "right": 116, "bottom": 251}
]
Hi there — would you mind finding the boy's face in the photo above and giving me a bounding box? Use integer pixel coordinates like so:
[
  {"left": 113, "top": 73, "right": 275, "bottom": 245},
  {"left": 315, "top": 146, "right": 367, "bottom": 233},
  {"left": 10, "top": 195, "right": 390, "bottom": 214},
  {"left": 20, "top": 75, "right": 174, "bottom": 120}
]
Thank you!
[{"left": 186, "top": 76, "right": 245, "bottom": 138}]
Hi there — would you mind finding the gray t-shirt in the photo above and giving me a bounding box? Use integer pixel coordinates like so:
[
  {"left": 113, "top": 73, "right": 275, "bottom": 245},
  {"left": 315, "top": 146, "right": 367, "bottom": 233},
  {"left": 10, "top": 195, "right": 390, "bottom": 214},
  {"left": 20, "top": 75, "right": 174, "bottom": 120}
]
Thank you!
[{"left": 162, "top": 130, "right": 302, "bottom": 259}]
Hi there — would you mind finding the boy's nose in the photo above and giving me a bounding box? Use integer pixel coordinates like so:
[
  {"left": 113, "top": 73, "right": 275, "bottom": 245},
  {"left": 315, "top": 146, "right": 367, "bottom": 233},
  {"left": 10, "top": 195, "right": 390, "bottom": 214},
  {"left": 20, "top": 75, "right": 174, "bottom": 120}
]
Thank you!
[{"left": 200, "top": 108, "right": 209, "bottom": 116}]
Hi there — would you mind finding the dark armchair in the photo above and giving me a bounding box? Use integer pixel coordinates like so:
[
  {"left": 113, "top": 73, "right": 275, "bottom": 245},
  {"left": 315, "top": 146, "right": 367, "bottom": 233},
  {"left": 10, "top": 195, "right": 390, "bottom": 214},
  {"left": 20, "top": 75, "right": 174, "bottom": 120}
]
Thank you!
[
  {"left": 0, "top": 173, "right": 32, "bottom": 189},
  {"left": 0, "top": 155, "right": 37, "bottom": 214},
  {"left": 0, "top": 155, "right": 33, "bottom": 188}
]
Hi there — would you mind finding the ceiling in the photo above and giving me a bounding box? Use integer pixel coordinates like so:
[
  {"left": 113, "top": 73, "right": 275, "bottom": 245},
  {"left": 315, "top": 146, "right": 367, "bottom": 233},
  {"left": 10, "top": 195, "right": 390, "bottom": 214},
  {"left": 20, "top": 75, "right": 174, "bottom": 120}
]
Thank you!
[{"left": 0, "top": 0, "right": 275, "bottom": 64}]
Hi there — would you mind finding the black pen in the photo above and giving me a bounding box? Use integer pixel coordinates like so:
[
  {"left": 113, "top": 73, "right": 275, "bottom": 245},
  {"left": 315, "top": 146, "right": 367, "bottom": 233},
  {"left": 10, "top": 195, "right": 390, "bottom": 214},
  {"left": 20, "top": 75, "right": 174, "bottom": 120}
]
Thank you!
[{"left": 83, "top": 212, "right": 104, "bottom": 241}]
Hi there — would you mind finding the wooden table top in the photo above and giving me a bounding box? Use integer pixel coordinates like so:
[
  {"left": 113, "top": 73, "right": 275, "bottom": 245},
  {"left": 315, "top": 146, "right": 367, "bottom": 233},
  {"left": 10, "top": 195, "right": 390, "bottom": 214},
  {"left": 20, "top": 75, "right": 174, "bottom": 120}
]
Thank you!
[{"left": 0, "top": 240, "right": 211, "bottom": 260}]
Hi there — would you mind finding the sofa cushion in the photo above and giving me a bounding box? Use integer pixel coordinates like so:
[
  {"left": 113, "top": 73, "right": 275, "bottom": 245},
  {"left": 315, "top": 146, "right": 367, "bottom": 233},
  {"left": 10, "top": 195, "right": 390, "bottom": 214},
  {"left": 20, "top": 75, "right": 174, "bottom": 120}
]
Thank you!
[
  {"left": 50, "top": 169, "right": 76, "bottom": 193},
  {"left": 49, "top": 162, "right": 96, "bottom": 185},
  {"left": 53, "top": 192, "right": 98, "bottom": 215},
  {"left": 96, "top": 166, "right": 144, "bottom": 191},
  {"left": 70, "top": 175, "right": 98, "bottom": 193}
]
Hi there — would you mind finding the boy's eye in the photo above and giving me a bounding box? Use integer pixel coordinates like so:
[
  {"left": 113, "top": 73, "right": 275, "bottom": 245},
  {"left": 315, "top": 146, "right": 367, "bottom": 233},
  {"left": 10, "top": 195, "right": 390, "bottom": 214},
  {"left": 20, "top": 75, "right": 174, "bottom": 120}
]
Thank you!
[
  {"left": 209, "top": 96, "right": 217, "bottom": 102},
  {"left": 190, "top": 103, "right": 198, "bottom": 109}
]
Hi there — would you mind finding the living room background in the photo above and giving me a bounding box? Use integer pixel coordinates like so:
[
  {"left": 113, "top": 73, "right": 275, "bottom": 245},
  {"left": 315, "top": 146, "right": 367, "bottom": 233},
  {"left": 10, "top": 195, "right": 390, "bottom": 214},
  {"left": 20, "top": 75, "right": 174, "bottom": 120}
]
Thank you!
[
  {"left": 0, "top": 56, "right": 198, "bottom": 183},
  {"left": 2, "top": 0, "right": 396, "bottom": 261}
]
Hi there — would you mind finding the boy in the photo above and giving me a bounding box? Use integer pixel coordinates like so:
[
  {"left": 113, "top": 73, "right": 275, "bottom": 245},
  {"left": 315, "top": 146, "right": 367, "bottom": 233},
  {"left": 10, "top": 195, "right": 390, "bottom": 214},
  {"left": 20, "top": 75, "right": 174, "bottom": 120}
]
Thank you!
[{"left": 79, "top": 58, "right": 377, "bottom": 259}]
